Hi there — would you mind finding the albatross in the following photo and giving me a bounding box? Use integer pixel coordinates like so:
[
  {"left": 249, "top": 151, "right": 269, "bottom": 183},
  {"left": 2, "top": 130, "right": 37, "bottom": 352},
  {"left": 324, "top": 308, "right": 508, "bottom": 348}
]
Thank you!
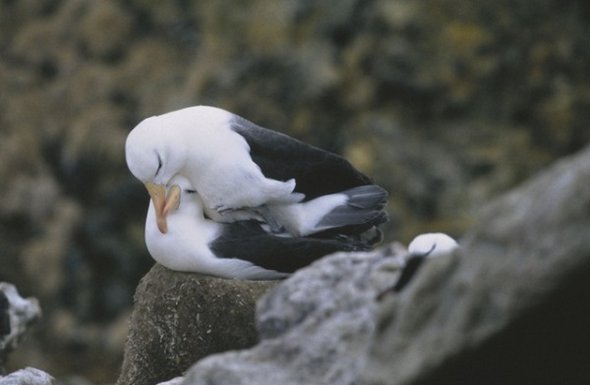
[
  {"left": 126, "top": 105, "right": 388, "bottom": 237},
  {"left": 145, "top": 176, "right": 375, "bottom": 279}
]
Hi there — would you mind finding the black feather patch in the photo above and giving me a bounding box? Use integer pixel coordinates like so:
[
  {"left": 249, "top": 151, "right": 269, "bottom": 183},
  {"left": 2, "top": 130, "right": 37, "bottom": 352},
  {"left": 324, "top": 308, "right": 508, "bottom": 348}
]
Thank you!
[
  {"left": 230, "top": 116, "right": 373, "bottom": 200},
  {"left": 210, "top": 220, "right": 370, "bottom": 273}
]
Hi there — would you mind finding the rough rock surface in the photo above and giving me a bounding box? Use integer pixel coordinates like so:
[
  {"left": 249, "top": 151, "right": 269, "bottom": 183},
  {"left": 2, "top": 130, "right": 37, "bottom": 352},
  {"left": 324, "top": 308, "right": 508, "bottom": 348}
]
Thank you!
[
  {"left": 0, "top": 367, "right": 53, "bottom": 385},
  {"left": 364, "top": 144, "right": 590, "bottom": 385},
  {"left": 0, "top": 284, "right": 52, "bottom": 385},
  {"left": 0, "top": 283, "right": 41, "bottom": 371},
  {"left": 117, "top": 264, "right": 277, "bottom": 385},
  {"left": 177, "top": 244, "right": 407, "bottom": 385}
]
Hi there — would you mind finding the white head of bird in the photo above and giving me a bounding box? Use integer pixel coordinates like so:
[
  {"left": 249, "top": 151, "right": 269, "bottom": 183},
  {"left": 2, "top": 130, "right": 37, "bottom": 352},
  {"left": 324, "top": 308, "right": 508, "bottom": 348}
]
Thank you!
[
  {"left": 126, "top": 106, "right": 238, "bottom": 234},
  {"left": 125, "top": 116, "right": 186, "bottom": 232},
  {"left": 407, "top": 232, "right": 459, "bottom": 258}
]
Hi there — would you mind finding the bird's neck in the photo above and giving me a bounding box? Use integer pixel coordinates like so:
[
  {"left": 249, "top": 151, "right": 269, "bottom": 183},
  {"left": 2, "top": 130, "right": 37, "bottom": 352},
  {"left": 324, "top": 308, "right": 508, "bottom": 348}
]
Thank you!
[{"left": 172, "top": 200, "right": 205, "bottom": 219}]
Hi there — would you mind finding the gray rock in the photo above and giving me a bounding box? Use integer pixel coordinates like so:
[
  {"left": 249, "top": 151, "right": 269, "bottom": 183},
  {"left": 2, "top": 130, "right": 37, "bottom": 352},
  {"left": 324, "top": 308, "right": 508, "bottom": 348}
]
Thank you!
[
  {"left": 179, "top": 244, "right": 407, "bottom": 385},
  {"left": 0, "top": 368, "right": 53, "bottom": 385},
  {"left": 0, "top": 283, "right": 41, "bottom": 370},
  {"left": 155, "top": 377, "right": 183, "bottom": 385},
  {"left": 0, "top": 284, "right": 48, "bottom": 384},
  {"left": 116, "top": 264, "right": 277, "bottom": 385},
  {"left": 0, "top": 293, "right": 9, "bottom": 341},
  {"left": 364, "top": 144, "right": 590, "bottom": 385}
]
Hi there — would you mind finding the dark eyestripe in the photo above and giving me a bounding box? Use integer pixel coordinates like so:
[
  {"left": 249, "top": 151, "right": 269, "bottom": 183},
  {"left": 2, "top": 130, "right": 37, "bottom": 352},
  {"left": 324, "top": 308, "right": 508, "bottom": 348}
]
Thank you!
[{"left": 155, "top": 153, "right": 163, "bottom": 176}]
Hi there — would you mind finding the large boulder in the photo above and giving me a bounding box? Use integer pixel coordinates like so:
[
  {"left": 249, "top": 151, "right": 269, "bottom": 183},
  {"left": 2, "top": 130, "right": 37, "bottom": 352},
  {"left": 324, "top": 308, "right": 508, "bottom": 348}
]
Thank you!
[
  {"left": 364, "top": 144, "right": 590, "bottom": 385},
  {"left": 116, "top": 264, "right": 277, "bottom": 385}
]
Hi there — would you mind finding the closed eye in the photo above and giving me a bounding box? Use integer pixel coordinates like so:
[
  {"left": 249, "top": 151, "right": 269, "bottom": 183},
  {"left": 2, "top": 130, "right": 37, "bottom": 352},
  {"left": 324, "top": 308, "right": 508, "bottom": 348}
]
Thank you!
[
  {"left": 155, "top": 153, "right": 163, "bottom": 176},
  {"left": 185, "top": 189, "right": 197, "bottom": 194}
]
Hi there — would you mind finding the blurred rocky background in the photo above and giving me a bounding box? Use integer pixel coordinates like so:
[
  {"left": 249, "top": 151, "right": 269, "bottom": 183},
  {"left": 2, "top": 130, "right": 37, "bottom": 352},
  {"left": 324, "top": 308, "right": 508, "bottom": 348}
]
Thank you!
[{"left": 0, "top": 0, "right": 588, "bottom": 383}]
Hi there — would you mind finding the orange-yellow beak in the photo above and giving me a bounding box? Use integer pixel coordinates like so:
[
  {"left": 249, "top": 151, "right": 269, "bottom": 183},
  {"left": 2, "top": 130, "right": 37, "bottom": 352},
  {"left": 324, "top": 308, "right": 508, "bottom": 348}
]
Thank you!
[{"left": 145, "top": 183, "right": 181, "bottom": 234}]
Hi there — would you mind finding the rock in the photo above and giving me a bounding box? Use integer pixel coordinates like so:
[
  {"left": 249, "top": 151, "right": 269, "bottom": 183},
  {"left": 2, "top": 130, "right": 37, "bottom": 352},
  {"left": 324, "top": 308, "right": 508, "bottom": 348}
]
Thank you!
[
  {"left": 116, "top": 264, "right": 277, "bottom": 385},
  {"left": 0, "top": 367, "right": 53, "bottom": 385},
  {"left": 178, "top": 244, "right": 407, "bottom": 385},
  {"left": 0, "top": 284, "right": 51, "bottom": 384},
  {"left": 0, "top": 283, "right": 41, "bottom": 371},
  {"left": 0, "top": 293, "right": 9, "bottom": 341},
  {"left": 156, "top": 377, "right": 183, "bottom": 385},
  {"left": 363, "top": 144, "right": 590, "bottom": 385}
]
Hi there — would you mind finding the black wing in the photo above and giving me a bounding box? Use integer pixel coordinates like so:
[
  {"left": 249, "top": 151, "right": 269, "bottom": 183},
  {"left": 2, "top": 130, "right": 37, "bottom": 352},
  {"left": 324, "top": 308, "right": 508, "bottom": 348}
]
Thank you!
[
  {"left": 209, "top": 220, "right": 369, "bottom": 273},
  {"left": 230, "top": 115, "right": 373, "bottom": 201}
]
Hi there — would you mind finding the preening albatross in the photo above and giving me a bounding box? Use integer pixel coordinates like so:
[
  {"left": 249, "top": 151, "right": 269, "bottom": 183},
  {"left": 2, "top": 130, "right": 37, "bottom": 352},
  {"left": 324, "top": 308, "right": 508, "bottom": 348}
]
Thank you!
[{"left": 126, "top": 106, "right": 388, "bottom": 237}]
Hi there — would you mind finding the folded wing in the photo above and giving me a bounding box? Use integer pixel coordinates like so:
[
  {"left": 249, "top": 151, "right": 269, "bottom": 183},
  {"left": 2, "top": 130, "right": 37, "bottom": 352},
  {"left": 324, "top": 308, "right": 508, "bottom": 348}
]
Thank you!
[{"left": 230, "top": 115, "right": 374, "bottom": 201}]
